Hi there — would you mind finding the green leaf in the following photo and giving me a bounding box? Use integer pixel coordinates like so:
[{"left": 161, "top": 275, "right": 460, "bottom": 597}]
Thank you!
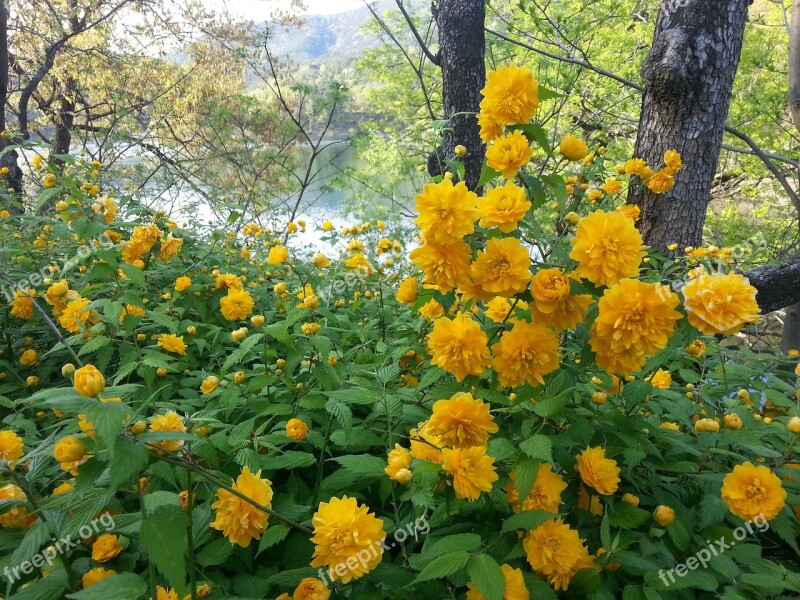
[
  {"left": 256, "top": 524, "right": 290, "bottom": 557},
  {"left": 467, "top": 554, "right": 505, "bottom": 600},
  {"left": 267, "top": 451, "right": 316, "bottom": 470},
  {"left": 410, "top": 550, "right": 470, "bottom": 585},
  {"left": 422, "top": 533, "right": 482, "bottom": 558},
  {"left": 140, "top": 505, "right": 189, "bottom": 596},
  {"left": 108, "top": 438, "right": 149, "bottom": 490},
  {"left": 502, "top": 510, "right": 555, "bottom": 532},
  {"left": 119, "top": 263, "right": 146, "bottom": 286},
  {"left": 514, "top": 456, "right": 539, "bottom": 500},
  {"left": 196, "top": 537, "right": 234, "bottom": 567},
  {"left": 519, "top": 434, "right": 552, "bottom": 463},
  {"left": 82, "top": 400, "right": 130, "bottom": 449},
  {"left": 222, "top": 334, "right": 264, "bottom": 371},
  {"left": 66, "top": 574, "right": 146, "bottom": 599},
  {"left": 608, "top": 502, "right": 651, "bottom": 529},
  {"left": 331, "top": 454, "right": 386, "bottom": 478},
  {"left": 7, "top": 571, "right": 67, "bottom": 600}
]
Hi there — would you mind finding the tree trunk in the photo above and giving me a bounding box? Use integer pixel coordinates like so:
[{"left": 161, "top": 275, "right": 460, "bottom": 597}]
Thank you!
[
  {"left": 0, "top": 0, "right": 22, "bottom": 210},
  {"left": 628, "top": 0, "right": 752, "bottom": 251},
  {"left": 430, "top": 0, "right": 485, "bottom": 190}
]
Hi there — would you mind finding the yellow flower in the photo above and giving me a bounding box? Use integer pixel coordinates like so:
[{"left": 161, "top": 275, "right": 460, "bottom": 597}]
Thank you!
[
  {"left": 73, "top": 364, "right": 106, "bottom": 397},
  {"left": 409, "top": 422, "right": 443, "bottom": 464},
  {"left": 155, "top": 587, "right": 179, "bottom": 600},
  {"left": 664, "top": 149, "right": 682, "bottom": 174},
  {"left": 558, "top": 134, "right": 589, "bottom": 161},
  {"left": 616, "top": 204, "right": 640, "bottom": 222},
  {"left": 427, "top": 392, "right": 498, "bottom": 448},
  {"left": 10, "top": 290, "right": 35, "bottom": 319},
  {"left": 20, "top": 348, "right": 37, "bottom": 365},
  {"left": 286, "top": 418, "right": 308, "bottom": 440},
  {"left": 477, "top": 111, "right": 504, "bottom": 143},
  {"left": 644, "top": 169, "right": 675, "bottom": 194},
  {"left": 53, "top": 482, "right": 74, "bottom": 495},
  {"left": 576, "top": 447, "right": 621, "bottom": 495},
  {"left": 322, "top": 220, "right": 334, "bottom": 231},
  {"left": 653, "top": 505, "right": 675, "bottom": 526},
  {"left": 0, "top": 484, "right": 34, "bottom": 527},
  {"left": 410, "top": 237, "right": 472, "bottom": 293},
  {"left": 504, "top": 463, "right": 567, "bottom": 513},
  {"left": 414, "top": 178, "right": 478, "bottom": 243},
  {"left": 471, "top": 237, "right": 531, "bottom": 297},
  {"left": 0, "top": 430, "right": 24, "bottom": 462},
  {"left": 82, "top": 567, "right": 116, "bottom": 588},
  {"left": 623, "top": 158, "right": 653, "bottom": 179},
  {"left": 157, "top": 334, "right": 187, "bottom": 356},
  {"left": 466, "top": 563, "right": 529, "bottom": 600},
  {"left": 477, "top": 181, "right": 531, "bottom": 233},
  {"left": 54, "top": 437, "right": 85, "bottom": 463},
  {"left": 201, "top": 375, "right": 220, "bottom": 394},
  {"left": 385, "top": 444, "right": 413, "bottom": 482},
  {"left": 175, "top": 276, "right": 191, "bottom": 291},
  {"left": 418, "top": 298, "right": 444, "bottom": 320},
  {"left": 486, "top": 130, "right": 533, "bottom": 179},
  {"left": 646, "top": 368, "right": 672, "bottom": 389},
  {"left": 523, "top": 519, "right": 589, "bottom": 590},
  {"left": 589, "top": 279, "right": 681, "bottom": 375},
  {"left": 491, "top": 321, "right": 560, "bottom": 387},
  {"left": 91, "top": 534, "right": 122, "bottom": 562},
  {"left": 721, "top": 462, "right": 786, "bottom": 521},
  {"left": 682, "top": 270, "right": 760, "bottom": 335},
  {"left": 211, "top": 466, "right": 273, "bottom": 547},
  {"left": 220, "top": 288, "right": 254, "bottom": 321},
  {"left": 59, "top": 298, "right": 100, "bottom": 333},
  {"left": 311, "top": 252, "right": 330, "bottom": 268},
  {"left": 292, "top": 578, "right": 331, "bottom": 600},
  {"left": 344, "top": 253, "right": 375, "bottom": 275},
  {"left": 724, "top": 413, "right": 743, "bottom": 430},
  {"left": 484, "top": 297, "right": 516, "bottom": 323},
  {"left": 396, "top": 277, "right": 419, "bottom": 305},
  {"left": 427, "top": 313, "right": 491, "bottom": 381},
  {"left": 442, "top": 446, "right": 498, "bottom": 501},
  {"left": 569, "top": 209, "right": 645, "bottom": 287},
  {"left": 601, "top": 179, "right": 623, "bottom": 195},
  {"left": 479, "top": 64, "right": 539, "bottom": 125},
  {"left": 310, "top": 496, "right": 386, "bottom": 582},
  {"left": 530, "top": 268, "right": 592, "bottom": 331},
  {"left": 213, "top": 273, "right": 243, "bottom": 291},
  {"left": 159, "top": 233, "right": 183, "bottom": 260},
  {"left": 268, "top": 245, "right": 288, "bottom": 265},
  {"left": 148, "top": 411, "right": 187, "bottom": 453}
]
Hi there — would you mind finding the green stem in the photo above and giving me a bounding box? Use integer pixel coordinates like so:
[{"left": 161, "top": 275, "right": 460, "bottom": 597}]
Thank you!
[
  {"left": 137, "top": 478, "right": 157, "bottom": 595},
  {"left": 312, "top": 416, "right": 334, "bottom": 508},
  {"left": 186, "top": 467, "right": 198, "bottom": 600}
]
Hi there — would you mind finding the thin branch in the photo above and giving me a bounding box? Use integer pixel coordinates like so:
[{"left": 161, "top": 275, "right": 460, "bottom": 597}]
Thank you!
[{"left": 395, "top": 0, "right": 440, "bottom": 66}]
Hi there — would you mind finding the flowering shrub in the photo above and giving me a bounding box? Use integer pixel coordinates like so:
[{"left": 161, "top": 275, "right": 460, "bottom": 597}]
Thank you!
[{"left": 0, "top": 66, "right": 799, "bottom": 600}]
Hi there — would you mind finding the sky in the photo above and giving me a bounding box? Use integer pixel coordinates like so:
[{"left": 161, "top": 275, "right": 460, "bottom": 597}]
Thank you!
[{"left": 221, "top": 0, "right": 363, "bottom": 19}]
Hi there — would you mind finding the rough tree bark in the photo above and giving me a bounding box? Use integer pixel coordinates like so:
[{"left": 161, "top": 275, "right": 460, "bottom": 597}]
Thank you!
[
  {"left": 0, "top": 0, "right": 24, "bottom": 209},
  {"left": 428, "top": 0, "right": 485, "bottom": 190},
  {"left": 628, "top": 0, "right": 752, "bottom": 251}
]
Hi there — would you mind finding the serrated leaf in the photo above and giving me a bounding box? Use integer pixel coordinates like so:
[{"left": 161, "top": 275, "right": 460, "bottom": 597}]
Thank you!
[
  {"left": 66, "top": 573, "right": 146, "bottom": 599},
  {"left": 140, "top": 505, "right": 189, "bottom": 596},
  {"left": 502, "top": 510, "right": 555, "bottom": 532},
  {"left": 519, "top": 435, "right": 552, "bottom": 463},
  {"left": 410, "top": 550, "right": 470, "bottom": 585},
  {"left": 256, "top": 524, "right": 290, "bottom": 557},
  {"left": 331, "top": 454, "right": 386, "bottom": 478},
  {"left": 222, "top": 334, "right": 264, "bottom": 371},
  {"left": 267, "top": 451, "right": 316, "bottom": 470},
  {"left": 467, "top": 554, "right": 505, "bottom": 600}
]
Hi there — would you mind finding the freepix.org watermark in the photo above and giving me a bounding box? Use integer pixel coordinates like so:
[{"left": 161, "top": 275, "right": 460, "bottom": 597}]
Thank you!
[
  {"left": 3, "top": 513, "right": 116, "bottom": 584},
  {"left": 316, "top": 515, "right": 430, "bottom": 586},
  {"left": 657, "top": 513, "right": 769, "bottom": 587}
]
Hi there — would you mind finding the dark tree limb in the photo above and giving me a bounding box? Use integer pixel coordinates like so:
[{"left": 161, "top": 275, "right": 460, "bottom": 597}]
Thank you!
[{"left": 745, "top": 254, "right": 800, "bottom": 315}]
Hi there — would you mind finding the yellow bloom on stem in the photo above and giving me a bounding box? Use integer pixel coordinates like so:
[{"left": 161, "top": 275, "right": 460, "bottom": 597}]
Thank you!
[
  {"left": 410, "top": 237, "right": 472, "bottom": 293},
  {"left": 213, "top": 273, "right": 243, "bottom": 291},
  {"left": 682, "top": 270, "right": 760, "bottom": 335},
  {"left": 530, "top": 268, "right": 592, "bottom": 331},
  {"left": 442, "top": 446, "right": 499, "bottom": 501},
  {"left": 477, "top": 181, "right": 531, "bottom": 233},
  {"left": 175, "top": 276, "right": 191, "bottom": 291},
  {"left": 82, "top": 567, "right": 115, "bottom": 588},
  {"left": 159, "top": 233, "right": 183, "bottom": 260},
  {"left": 157, "top": 333, "right": 187, "bottom": 356},
  {"left": 220, "top": 288, "right": 254, "bottom": 321},
  {"left": 569, "top": 209, "right": 645, "bottom": 287},
  {"left": 646, "top": 368, "right": 672, "bottom": 389},
  {"left": 523, "top": 519, "right": 590, "bottom": 590},
  {"left": 20, "top": 348, "right": 37, "bottom": 366},
  {"left": 0, "top": 430, "right": 24, "bottom": 462},
  {"left": 467, "top": 563, "right": 529, "bottom": 600},
  {"left": 10, "top": 289, "right": 35, "bottom": 319},
  {"left": 395, "top": 276, "right": 419, "bottom": 305},
  {"left": 0, "top": 484, "right": 34, "bottom": 527},
  {"left": 91, "top": 534, "right": 122, "bottom": 562},
  {"left": 419, "top": 298, "right": 444, "bottom": 320},
  {"left": 623, "top": 158, "right": 653, "bottom": 179},
  {"left": 589, "top": 279, "right": 681, "bottom": 375},
  {"left": 558, "top": 134, "right": 589, "bottom": 161},
  {"left": 155, "top": 587, "right": 179, "bottom": 600},
  {"left": 471, "top": 237, "right": 531, "bottom": 297},
  {"left": 602, "top": 179, "right": 623, "bottom": 195},
  {"left": 721, "top": 461, "right": 786, "bottom": 521},
  {"left": 409, "top": 422, "right": 443, "bottom": 463},
  {"left": 486, "top": 130, "right": 533, "bottom": 179},
  {"left": 479, "top": 64, "right": 539, "bottom": 125},
  {"left": 59, "top": 298, "right": 100, "bottom": 333},
  {"left": 653, "top": 505, "right": 675, "bottom": 526},
  {"left": 491, "top": 321, "right": 560, "bottom": 387},
  {"left": 414, "top": 178, "right": 478, "bottom": 243},
  {"left": 427, "top": 392, "right": 498, "bottom": 448},
  {"left": 148, "top": 411, "right": 187, "bottom": 453},
  {"left": 484, "top": 296, "right": 516, "bottom": 323},
  {"left": 310, "top": 496, "right": 386, "bottom": 582},
  {"left": 201, "top": 375, "right": 220, "bottom": 394},
  {"left": 54, "top": 437, "right": 85, "bottom": 463},
  {"left": 686, "top": 339, "right": 707, "bottom": 357},
  {"left": 616, "top": 204, "right": 640, "bottom": 222},
  {"left": 427, "top": 313, "right": 491, "bottom": 381},
  {"left": 664, "top": 149, "right": 682, "bottom": 174},
  {"left": 644, "top": 168, "right": 675, "bottom": 194},
  {"left": 576, "top": 447, "right": 620, "bottom": 495},
  {"left": 385, "top": 444, "right": 413, "bottom": 483},
  {"left": 477, "top": 111, "right": 504, "bottom": 143},
  {"left": 211, "top": 466, "right": 273, "bottom": 547},
  {"left": 268, "top": 245, "right": 288, "bottom": 265},
  {"left": 292, "top": 578, "right": 331, "bottom": 600},
  {"left": 286, "top": 418, "right": 309, "bottom": 440},
  {"left": 504, "top": 463, "right": 567, "bottom": 513},
  {"left": 73, "top": 364, "right": 105, "bottom": 397}
]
